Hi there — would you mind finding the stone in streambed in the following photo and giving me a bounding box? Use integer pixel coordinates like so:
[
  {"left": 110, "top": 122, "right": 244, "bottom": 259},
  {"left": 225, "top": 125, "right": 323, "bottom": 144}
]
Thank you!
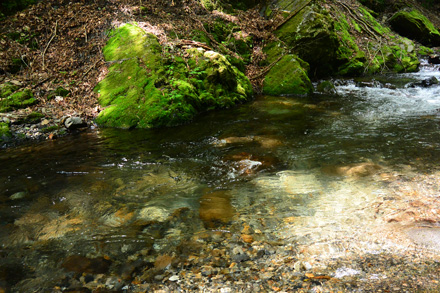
[
  {"left": 64, "top": 117, "right": 87, "bottom": 130},
  {"left": 61, "top": 255, "right": 112, "bottom": 274},
  {"left": 199, "top": 190, "right": 235, "bottom": 228},
  {"left": 323, "top": 162, "right": 382, "bottom": 178}
]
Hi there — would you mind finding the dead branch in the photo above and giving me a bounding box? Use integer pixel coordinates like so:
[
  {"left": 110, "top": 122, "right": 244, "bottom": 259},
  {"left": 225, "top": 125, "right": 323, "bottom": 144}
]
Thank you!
[{"left": 42, "top": 20, "right": 58, "bottom": 70}]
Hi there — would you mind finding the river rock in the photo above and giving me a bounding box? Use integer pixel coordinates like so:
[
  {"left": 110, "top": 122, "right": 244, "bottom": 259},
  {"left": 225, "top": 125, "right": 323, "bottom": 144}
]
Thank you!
[
  {"left": 138, "top": 206, "right": 170, "bottom": 222},
  {"left": 199, "top": 190, "right": 235, "bottom": 228},
  {"left": 64, "top": 117, "right": 87, "bottom": 129},
  {"left": 61, "top": 255, "right": 112, "bottom": 274},
  {"left": 324, "top": 162, "right": 382, "bottom": 178},
  {"left": 316, "top": 80, "right": 337, "bottom": 95},
  {"left": 407, "top": 76, "right": 439, "bottom": 88},
  {"left": 428, "top": 55, "right": 440, "bottom": 65}
]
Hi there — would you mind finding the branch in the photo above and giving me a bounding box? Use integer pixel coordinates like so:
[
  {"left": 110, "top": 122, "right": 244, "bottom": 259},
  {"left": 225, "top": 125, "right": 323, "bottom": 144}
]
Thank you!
[{"left": 42, "top": 20, "right": 58, "bottom": 70}]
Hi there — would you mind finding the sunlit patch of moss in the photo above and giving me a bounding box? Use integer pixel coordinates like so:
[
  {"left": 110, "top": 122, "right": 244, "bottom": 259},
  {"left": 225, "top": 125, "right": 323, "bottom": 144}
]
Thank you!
[
  {"left": 0, "top": 122, "right": 12, "bottom": 143},
  {"left": 417, "top": 46, "right": 434, "bottom": 56},
  {"left": 0, "top": 89, "right": 37, "bottom": 112},
  {"left": 0, "top": 82, "right": 19, "bottom": 98}
]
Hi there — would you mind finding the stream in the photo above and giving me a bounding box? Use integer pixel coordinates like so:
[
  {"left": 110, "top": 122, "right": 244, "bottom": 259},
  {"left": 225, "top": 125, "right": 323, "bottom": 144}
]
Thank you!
[{"left": 1, "top": 60, "right": 440, "bottom": 291}]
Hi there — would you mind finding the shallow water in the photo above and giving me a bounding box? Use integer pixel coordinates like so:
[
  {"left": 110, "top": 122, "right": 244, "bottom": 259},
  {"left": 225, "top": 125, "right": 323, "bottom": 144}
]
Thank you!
[{"left": 1, "top": 60, "right": 440, "bottom": 290}]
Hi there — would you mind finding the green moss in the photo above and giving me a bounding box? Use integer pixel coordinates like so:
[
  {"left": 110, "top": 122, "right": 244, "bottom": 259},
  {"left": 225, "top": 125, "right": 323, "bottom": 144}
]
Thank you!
[
  {"left": 0, "top": 122, "right": 12, "bottom": 141},
  {"left": 20, "top": 111, "right": 45, "bottom": 124},
  {"left": 41, "top": 125, "right": 59, "bottom": 133},
  {"left": 103, "top": 23, "right": 162, "bottom": 68},
  {"left": 418, "top": 45, "right": 434, "bottom": 55},
  {"left": 47, "top": 86, "right": 70, "bottom": 100},
  {"left": 0, "top": 89, "right": 37, "bottom": 112},
  {"left": 190, "top": 30, "right": 211, "bottom": 46},
  {"left": 0, "top": 82, "right": 19, "bottom": 98},
  {"left": 263, "top": 54, "right": 313, "bottom": 96},
  {"left": 95, "top": 24, "right": 252, "bottom": 129},
  {"left": 358, "top": 7, "right": 390, "bottom": 35}
]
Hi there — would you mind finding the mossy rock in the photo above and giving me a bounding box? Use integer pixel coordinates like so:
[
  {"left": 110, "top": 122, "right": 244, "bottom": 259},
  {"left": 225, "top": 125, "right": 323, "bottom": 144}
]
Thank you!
[
  {"left": 316, "top": 80, "right": 337, "bottom": 95},
  {"left": 389, "top": 9, "right": 440, "bottom": 47},
  {"left": 0, "top": 89, "right": 37, "bottom": 112},
  {"left": 95, "top": 24, "right": 252, "bottom": 129},
  {"left": 275, "top": 5, "right": 340, "bottom": 77},
  {"left": 263, "top": 54, "right": 313, "bottom": 96}
]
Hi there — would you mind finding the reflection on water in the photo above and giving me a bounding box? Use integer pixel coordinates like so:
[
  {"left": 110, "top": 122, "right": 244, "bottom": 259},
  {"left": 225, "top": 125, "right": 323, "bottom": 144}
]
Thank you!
[{"left": 1, "top": 61, "right": 440, "bottom": 290}]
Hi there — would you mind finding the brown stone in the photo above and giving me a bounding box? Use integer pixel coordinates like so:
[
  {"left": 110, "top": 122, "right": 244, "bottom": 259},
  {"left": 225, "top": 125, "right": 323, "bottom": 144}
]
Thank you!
[
  {"left": 154, "top": 254, "right": 173, "bottom": 270},
  {"left": 199, "top": 190, "right": 235, "bottom": 228},
  {"left": 323, "top": 162, "right": 382, "bottom": 178},
  {"left": 241, "top": 234, "right": 254, "bottom": 243},
  {"left": 61, "top": 255, "right": 111, "bottom": 274}
]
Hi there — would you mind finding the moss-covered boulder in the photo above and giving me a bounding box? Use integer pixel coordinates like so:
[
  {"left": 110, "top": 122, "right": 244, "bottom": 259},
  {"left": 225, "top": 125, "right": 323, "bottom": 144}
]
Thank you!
[
  {"left": 0, "top": 89, "right": 37, "bottom": 112},
  {"left": 267, "top": 1, "right": 420, "bottom": 77},
  {"left": 275, "top": 4, "right": 339, "bottom": 77},
  {"left": 95, "top": 23, "right": 252, "bottom": 129},
  {"left": 263, "top": 54, "right": 313, "bottom": 96},
  {"left": 389, "top": 9, "right": 440, "bottom": 47}
]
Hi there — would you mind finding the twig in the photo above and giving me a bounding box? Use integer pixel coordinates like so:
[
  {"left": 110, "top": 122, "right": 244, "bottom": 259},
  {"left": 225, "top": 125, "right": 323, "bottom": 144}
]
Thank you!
[
  {"left": 32, "top": 77, "right": 51, "bottom": 89},
  {"left": 42, "top": 20, "right": 58, "bottom": 70},
  {"left": 82, "top": 58, "right": 103, "bottom": 79}
]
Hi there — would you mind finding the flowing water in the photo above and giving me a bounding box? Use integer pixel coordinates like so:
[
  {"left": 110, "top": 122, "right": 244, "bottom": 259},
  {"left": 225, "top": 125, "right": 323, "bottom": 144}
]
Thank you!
[{"left": 1, "top": 60, "right": 440, "bottom": 290}]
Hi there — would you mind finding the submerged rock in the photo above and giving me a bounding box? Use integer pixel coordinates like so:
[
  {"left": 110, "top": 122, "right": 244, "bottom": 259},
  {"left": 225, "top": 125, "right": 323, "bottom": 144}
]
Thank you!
[
  {"left": 199, "top": 190, "right": 235, "bottom": 228},
  {"left": 95, "top": 23, "right": 252, "bottom": 129},
  {"left": 61, "top": 255, "right": 112, "bottom": 274},
  {"left": 323, "top": 162, "right": 382, "bottom": 178}
]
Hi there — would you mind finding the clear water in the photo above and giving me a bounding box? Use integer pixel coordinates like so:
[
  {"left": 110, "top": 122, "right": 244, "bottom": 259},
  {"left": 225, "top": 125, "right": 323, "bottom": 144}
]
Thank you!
[{"left": 1, "top": 61, "right": 440, "bottom": 290}]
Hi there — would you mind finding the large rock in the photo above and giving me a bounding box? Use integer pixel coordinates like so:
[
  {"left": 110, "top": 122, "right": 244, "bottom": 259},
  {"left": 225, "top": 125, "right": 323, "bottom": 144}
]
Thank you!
[
  {"left": 95, "top": 23, "right": 253, "bottom": 129},
  {"left": 263, "top": 54, "right": 313, "bottom": 95},
  {"left": 389, "top": 9, "right": 440, "bottom": 47},
  {"left": 267, "top": 1, "right": 419, "bottom": 77},
  {"left": 275, "top": 4, "right": 339, "bottom": 77}
]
